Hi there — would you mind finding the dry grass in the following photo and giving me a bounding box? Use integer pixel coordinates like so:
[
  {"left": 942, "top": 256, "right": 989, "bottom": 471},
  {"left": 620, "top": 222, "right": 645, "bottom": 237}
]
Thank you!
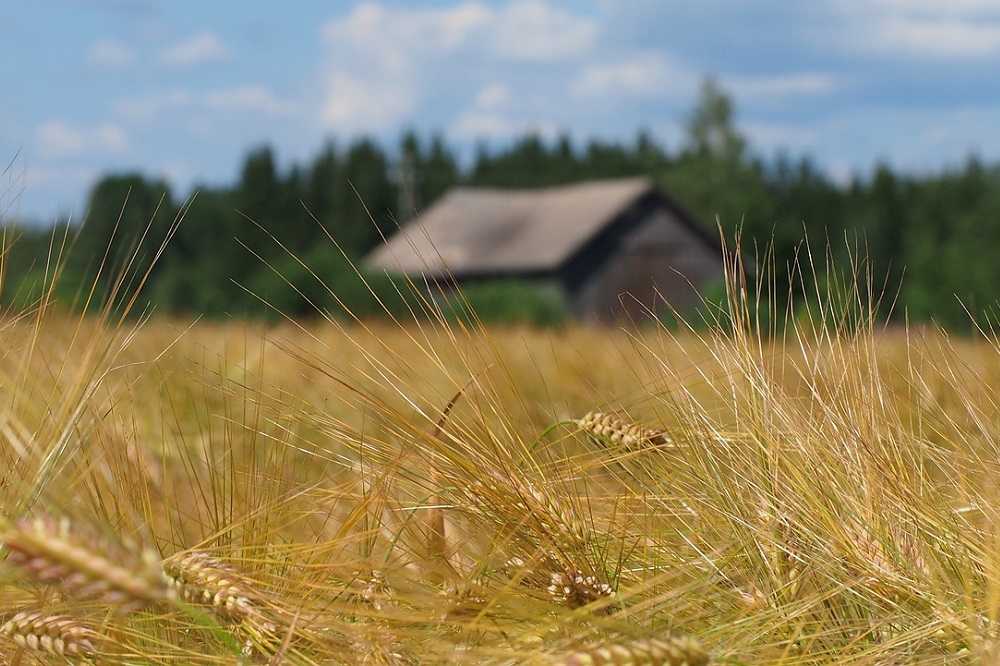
[{"left": 2, "top": 233, "right": 1000, "bottom": 664}]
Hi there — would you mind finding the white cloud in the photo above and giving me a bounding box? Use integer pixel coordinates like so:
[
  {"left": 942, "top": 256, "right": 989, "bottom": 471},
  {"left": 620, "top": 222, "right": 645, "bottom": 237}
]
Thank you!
[
  {"left": 115, "top": 89, "right": 194, "bottom": 123},
  {"left": 726, "top": 73, "right": 837, "bottom": 98},
  {"left": 156, "top": 159, "right": 196, "bottom": 192},
  {"left": 571, "top": 53, "right": 693, "bottom": 99},
  {"left": 320, "top": 72, "right": 414, "bottom": 132},
  {"left": 489, "top": 0, "right": 598, "bottom": 62},
  {"left": 318, "top": 3, "right": 494, "bottom": 132},
  {"left": 452, "top": 110, "right": 516, "bottom": 138},
  {"left": 858, "top": 0, "right": 1000, "bottom": 16},
  {"left": 449, "top": 84, "right": 520, "bottom": 141},
  {"left": 87, "top": 39, "right": 135, "bottom": 70},
  {"left": 74, "top": 0, "right": 153, "bottom": 6},
  {"left": 204, "top": 87, "right": 296, "bottom": 117},
  {"left": 742, "top": 122, "right": 821, "bottom": 152},
  {"left": 874, "top": 18, "right": 1000, "bottom": 58},
  {"left": 316, "top": 1, "right": 600, "bottom": 132},
  {"left": 320, "top": 2, "right": 491, "bottom": 73},
  {"left": 159, "top": 31, "right": 233, "bottom": 68},
  {"left": 792, "top": 103, "right": 1000, "bottom": 183},
  {"left": 835, "top": 0, "right": 1000, "bottom": 58},
  {"left": 451, "top": 108, "right": 559, "bottom": 142},
  {"left": 18, "top": 164, "right": 96, "bottom": 223},
  {"left": 36, "top": 121, "right": 129, "bottom": 157},
  {"left": 115, "top": 87, "right": 295, "bottom": 124},
  {"left": 323, "top": 2, "right": 491, "bottom": 50},
  {"left": 475, "top": 84, "right": 510, "bottom": 109}
]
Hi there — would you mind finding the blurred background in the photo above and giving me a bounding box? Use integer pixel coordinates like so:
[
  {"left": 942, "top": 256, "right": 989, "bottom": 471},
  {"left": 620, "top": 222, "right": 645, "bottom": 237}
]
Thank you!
[{"left": 2, "top": 1, "right": 999, "bottom": 328}]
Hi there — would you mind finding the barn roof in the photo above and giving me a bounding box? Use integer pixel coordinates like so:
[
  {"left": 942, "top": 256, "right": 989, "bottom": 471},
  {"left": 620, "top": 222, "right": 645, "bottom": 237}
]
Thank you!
[{"left": 365, "top": 177, "right": 659, "bottom": 278}]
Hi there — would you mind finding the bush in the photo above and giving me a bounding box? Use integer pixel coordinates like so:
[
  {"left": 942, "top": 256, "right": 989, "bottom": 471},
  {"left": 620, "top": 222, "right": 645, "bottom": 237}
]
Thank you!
[
  {"left": 444, "top": 280, "right": 568, "bottom": 327},
  {"left": 242, "top": 246, "right": 429, "bottom": 322}
]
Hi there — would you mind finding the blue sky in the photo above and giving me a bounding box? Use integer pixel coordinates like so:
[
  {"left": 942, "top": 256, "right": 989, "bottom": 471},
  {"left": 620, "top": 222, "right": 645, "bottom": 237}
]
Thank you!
[{"left": 3, "top": 0, "right": 1000, "bottom": 224}]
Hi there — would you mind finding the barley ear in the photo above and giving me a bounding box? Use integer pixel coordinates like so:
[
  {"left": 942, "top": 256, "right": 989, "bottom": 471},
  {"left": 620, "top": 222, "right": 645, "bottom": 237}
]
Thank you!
[
  {"left": 1, "top": 516, "right": 171, "bottom": 612},
  {"left": 577, "top": 412, "right": 671, "bottom": 451},
  {"left": 162, "top": 550, "right": 257, "bottom": 620},
  {"left": 1, "top": 611, "right": 102, "bottom": 661},
  {"left": 547, "top": 570, "right": 615, "bottom": 612},
  {"left": 550, "top": 635, "right": 708, "bottom": 666},
  {"left": 509, "top": 478, "right": 591, "bottom": 552}
]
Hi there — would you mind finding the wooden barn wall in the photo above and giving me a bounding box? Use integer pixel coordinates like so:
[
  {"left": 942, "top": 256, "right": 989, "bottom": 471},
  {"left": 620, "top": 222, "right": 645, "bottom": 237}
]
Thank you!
[{"left": 565, "top": 205, "right": 724, "bottom": 323}]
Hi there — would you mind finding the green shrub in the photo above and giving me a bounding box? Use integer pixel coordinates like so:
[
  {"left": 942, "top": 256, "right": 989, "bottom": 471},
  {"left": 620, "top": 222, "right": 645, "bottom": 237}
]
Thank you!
[
  {"left": 444, "top": 280, "right": 568, "bottom": 327},
  {"left": 241, "top": 247, "right": 429, "bottom": 322}
]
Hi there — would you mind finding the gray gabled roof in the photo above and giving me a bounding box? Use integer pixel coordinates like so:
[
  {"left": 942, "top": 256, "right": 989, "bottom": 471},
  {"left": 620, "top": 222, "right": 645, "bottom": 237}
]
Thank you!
[{"left": 365, "top": 177, "right": 656, "bottom": 278}]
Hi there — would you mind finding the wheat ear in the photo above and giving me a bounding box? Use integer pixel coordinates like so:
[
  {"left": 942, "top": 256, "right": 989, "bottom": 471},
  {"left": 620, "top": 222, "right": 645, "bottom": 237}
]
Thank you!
[
  {"left": 847, "top": 521, "right": 930, "bottom": 579},
  {"left": 550, "top": 635, "right": 708, "bottom": 666},
  {"left": 1, "top": 516, "right": 170, "bottom": 612},
  {"left": 1, "top": 611, "right": 101, "bottom": 660},
  {"left": 162, "top": 550, "right": 257, "bottom": 620},
  {"left": 510, "top": 477, "right": 591, "bottom": 552},
  {"left": 577, "top": 412, "right": 671, "bottom": 451},
  {"left": 163, "top": 550, "right": 286, "bottom": 663},
  {"left": 547, "top": 570, "right": 615, "bottom": 611}
]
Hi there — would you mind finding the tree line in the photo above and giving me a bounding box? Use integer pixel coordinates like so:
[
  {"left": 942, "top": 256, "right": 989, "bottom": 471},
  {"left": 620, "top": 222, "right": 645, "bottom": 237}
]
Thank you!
[{"left": 4, "top": 80, "right": 1000, "bottom": 328}]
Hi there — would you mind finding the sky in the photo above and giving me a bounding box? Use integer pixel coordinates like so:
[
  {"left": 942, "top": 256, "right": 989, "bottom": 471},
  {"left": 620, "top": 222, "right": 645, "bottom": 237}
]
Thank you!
[{"left": 3, "top": 0, "right": 1000, "bottom": 224}]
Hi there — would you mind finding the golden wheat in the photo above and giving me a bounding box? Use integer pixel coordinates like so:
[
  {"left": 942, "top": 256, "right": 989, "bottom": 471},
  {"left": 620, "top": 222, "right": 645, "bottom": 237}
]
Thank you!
[
  {"left": 4, "top": 226, "right": 997, "bottom": 664},
  {"left": 847, "top": 521, "right": 930, "bottom": 580},
  {"left": 162, "top": 550, "right": 257, "bottom": 620},
  {"left": 349, "top": 571, "right": 407, "bottom": 665},
  {"left": 508, "top": 477, "right": 591, "bottom": 551},
  {"left": 576, "top": 412, "right": 671, "bottom": 451},
  {"left": 546, "top": 570, "right": 615, "bottom": 611},
  {"left": 357, "top": 570, "right": 394, "bottom": 613},
  {"left": 548, "top": 635, "right": 708, "bottom": 666},
  {"left": 1, "top": 516, "right": 170, "bottom": 612},
  {"left": 1, "top": 610, "right": 101, "bottom": 660}
]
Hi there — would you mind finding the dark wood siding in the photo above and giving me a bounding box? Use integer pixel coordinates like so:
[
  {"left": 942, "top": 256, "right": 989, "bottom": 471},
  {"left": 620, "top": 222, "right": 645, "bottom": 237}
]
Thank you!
[{"left": 561, "top": 199, "right": 724, "bottom": 323}]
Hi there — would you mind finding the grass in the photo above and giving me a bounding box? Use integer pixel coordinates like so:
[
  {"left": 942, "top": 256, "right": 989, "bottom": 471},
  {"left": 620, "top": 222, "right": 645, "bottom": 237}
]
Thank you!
[{"left": 1, "top": 232, "right": 1000, "bottom": 664}]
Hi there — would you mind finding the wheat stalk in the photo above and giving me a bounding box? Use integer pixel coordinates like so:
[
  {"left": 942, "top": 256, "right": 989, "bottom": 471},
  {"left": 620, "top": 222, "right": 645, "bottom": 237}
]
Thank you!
[
  {"left": 468, "top": 471, "right": 590, "bottom": 546},
  {"left": 437, "top": 582, "right": 490, "bottom": 621},
  {"left": 503, "top": 553, "right": 562, "bottom": 589},
  {"left": 1, "top": 610, "right": 101, "bottom": 660},
  {"left": 756, "top": 507, "right": 805, "bottom": 600},
  {"left": 1, "top": 516, "right": 170, "bottom": 612}
]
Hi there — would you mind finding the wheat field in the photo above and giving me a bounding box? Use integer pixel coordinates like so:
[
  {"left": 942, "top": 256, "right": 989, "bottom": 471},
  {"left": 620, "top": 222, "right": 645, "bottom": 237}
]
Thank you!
[{"left": 2, "top": 258, "right": 1000, "bottom": 665}]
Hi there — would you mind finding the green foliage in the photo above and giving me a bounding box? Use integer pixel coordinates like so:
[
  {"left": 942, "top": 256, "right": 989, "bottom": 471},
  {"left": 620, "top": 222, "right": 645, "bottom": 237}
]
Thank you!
[
  {"left": 470, "top": 131, "right": 661, "bottom": 189},
  {"left": 243, "top": 245, "right": 428, "bottom": 322},
  {"left": 689, "top": 278, "right": 733, "bottom": 331},
  {"left": 149, "top": 188, "right": 246, "bottom": 314},
  {"left": 444, "top": 280, "right": 568, "bottom": 327},
  {"left": 70, "top": 173, "right": 177, "bottom": 311},
  {"left": 1, "top": 226, "right": 57, "bottom": 308},
  {"left": 399, "top": 130, "right": 459, "bottom": 217},
  {"left": 685, "top": 77, "right": 746, "bottom": 162},
  {"left": 6, "top": 79, "right": 1000, "bottom": 330}
]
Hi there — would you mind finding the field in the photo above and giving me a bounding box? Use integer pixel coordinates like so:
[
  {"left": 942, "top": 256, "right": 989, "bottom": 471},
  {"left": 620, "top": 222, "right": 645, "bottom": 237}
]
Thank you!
[{"left": 2, "top": 274, "right": 1000, "bottom": 664}]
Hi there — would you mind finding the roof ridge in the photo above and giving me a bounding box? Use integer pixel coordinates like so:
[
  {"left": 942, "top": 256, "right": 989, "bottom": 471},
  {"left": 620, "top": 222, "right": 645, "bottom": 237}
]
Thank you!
[{"left": 365, "top": 176, "right": 669, "bottom": 278}]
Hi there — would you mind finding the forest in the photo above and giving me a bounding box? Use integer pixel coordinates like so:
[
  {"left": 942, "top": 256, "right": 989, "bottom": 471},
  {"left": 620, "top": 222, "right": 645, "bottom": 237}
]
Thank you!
[{"left": 4, "top": 80, "right": 1000, "bottom": 329}]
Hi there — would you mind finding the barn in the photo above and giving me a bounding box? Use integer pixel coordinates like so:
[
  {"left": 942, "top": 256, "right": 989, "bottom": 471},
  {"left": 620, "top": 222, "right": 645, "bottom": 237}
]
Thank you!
[{"left": 363, "top": 177, "right": 726, "bottom": 324}]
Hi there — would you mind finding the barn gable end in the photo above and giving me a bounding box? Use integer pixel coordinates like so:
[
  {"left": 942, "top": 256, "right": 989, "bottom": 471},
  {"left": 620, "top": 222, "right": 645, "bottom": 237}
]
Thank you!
[{"left": 363, "top": 178, "right": 725, "bottom": 323}]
